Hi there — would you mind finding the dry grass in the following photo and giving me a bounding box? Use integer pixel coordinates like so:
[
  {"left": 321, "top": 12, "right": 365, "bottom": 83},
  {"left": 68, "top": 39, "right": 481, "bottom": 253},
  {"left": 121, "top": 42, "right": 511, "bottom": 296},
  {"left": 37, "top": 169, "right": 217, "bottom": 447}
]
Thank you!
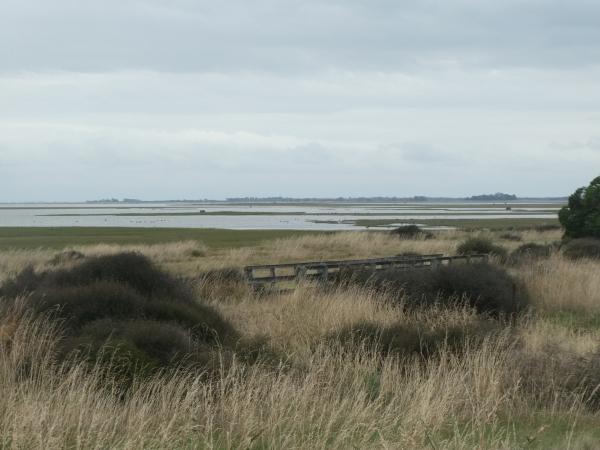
[
  {"left": 0, "top": 302, "right": 527, "bottom": 449},
  {"left": 1, "top": 228, "right": 600, "bottom": 449},
  {"left": 518, "top": 255, "right": 600, "bottom": 313}
]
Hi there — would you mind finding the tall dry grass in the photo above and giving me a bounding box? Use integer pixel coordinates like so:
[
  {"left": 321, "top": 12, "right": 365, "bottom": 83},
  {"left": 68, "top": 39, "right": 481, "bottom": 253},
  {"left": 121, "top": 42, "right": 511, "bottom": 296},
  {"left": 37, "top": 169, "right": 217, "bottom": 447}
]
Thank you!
[
  {"left": 0, "top": 300, "right": 541, "bottom": 449},
  {"left": 1, "top": 229, "right": 600, "bottom": 449},
  {"left": 518, "top": 255, "right": 600, "bottom": 313},
  {"left": 0, "top": 228, "right": 562, "bottom": 280}
]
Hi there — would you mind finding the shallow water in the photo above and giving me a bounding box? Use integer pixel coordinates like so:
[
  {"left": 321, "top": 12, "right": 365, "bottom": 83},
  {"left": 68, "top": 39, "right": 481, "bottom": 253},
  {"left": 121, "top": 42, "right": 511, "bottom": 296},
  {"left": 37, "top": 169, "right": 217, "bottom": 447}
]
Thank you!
[{"left": 0, "top": 202, "right": 560, "bottom": 230}]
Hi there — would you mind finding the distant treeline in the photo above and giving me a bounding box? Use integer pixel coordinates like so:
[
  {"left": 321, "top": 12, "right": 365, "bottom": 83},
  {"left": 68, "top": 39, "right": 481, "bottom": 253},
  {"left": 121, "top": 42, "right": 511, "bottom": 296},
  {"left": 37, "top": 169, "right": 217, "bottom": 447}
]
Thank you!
[
  {"left": 467, "top": 193, "right": 517, "bottom": 201},
  {"left": 225, "top": 194, "right": 565, "bottom": 203},
  {"left": 84, "top": 194, "right": 567, "bottom": 204}
]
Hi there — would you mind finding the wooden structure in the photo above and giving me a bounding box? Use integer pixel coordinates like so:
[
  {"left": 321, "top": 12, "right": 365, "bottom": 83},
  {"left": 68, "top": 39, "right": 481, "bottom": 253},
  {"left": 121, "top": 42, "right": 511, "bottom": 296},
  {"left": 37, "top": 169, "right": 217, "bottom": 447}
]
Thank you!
[{"left": 244, "top": 253, "right": 488, "bottom": 285}]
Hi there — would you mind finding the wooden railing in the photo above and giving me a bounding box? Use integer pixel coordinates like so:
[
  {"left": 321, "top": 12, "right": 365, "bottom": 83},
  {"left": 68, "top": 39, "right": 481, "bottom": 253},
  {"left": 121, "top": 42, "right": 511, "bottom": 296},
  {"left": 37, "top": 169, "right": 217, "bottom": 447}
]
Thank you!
[{"left": 243, "top": 253, "right": 488, "bottom": 285}]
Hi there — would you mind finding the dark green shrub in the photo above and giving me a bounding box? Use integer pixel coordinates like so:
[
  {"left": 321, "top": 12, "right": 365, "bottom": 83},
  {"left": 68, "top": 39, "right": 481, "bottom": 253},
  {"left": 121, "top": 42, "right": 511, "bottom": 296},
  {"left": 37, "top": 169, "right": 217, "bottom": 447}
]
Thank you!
[
  {"left": 390, "top": 225, "right": 433, "bottom": 239},
  {"left": 396, "top": 252, "right": 424, "bottom": 259},
  {"left": 335, "top": 262, "right": 528, "bottom": 316},
  {"left": 0, "top": 266, "right": 43, "bottom": 299},
  {"left": 535, "top": 224, "right": 562, "bottom": 232},
  {"left": 328, "top": 318, "right": 500, "bottom": 358},
  {"left": 70, "top": 319, "right": 194, "bottom": 365},
  {"left": 563, "top": 238, "right": 600, "bottom": 260},
  {"left": 559, "top": 176, "right": 600, "bottom": 239},
  {"left": 457, "top": 238, "right": 507, "bottom": 260},
  {"left": 0, "top": 253, "right": 238, "bottom": 379},
  {"left": 28, "top": 281, "right": 235, "bottom": 343},
  {"left": 508, "top": 243, "right": 554, "bottom": 265},
  {"left": 1, "top": 252, "right": 195, "bottom": 303}
]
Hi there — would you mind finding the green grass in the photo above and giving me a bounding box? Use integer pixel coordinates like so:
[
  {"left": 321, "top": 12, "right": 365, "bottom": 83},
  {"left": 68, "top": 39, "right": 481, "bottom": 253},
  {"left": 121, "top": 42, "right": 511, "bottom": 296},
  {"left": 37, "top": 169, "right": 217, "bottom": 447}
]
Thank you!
[
  {"left": 352, "top": 217, "right": 561, "bottom": 230},
  {"left": 0, "top": 227, "right": 325, "bottom": 250},
  {"left": 543, "top": 310, "right": 600, "bottom": 332},
  {"left": 38, "top": 211, "right": 307, "bottom": 217},
  {"left": 433, "top": 413, "right": 600, "bottom": 449}
]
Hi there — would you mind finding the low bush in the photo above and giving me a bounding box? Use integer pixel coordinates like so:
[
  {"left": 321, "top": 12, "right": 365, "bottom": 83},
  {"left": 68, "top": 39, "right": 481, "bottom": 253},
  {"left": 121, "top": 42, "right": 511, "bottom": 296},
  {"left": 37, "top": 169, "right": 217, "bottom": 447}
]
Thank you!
[
  {"left": 457, "top": 237, "right": 507, "bottom": 260},
  {"left": 334, "top": 262, "right": 528, "bottom": 316},
  {"left": 499, "top": 233, "right": 522, "bottom": 242},
  {"left": 328, "top": 318, "right": 500, "bottom": 358},
  {"left": 396, "top": 252, "right": 425, "bottom": 259},
  {"left": 508, "top": 243, "right": 554, "bottom": 264},
  {"left": 535, "top": 224, "right": 562, "bottom": 232},
  {"left": 390, "top": 225, "right": 433, "bottom": 239},
  {"left": 563, "top": 238, "right": 600, "bottom": 260},
  {"left": 0, "top": 253, "right": 238, "bottom": 380},
  {"left": 1, "top": 252, "right": 195, "bottom": 302}
]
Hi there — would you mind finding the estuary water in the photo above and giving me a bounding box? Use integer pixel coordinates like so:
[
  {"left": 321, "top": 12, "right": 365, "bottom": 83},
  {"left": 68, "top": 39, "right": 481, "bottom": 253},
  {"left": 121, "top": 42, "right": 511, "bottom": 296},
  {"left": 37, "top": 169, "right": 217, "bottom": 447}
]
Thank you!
[{"left": 0, "top": 202, "right": 561, "bottom": 230}]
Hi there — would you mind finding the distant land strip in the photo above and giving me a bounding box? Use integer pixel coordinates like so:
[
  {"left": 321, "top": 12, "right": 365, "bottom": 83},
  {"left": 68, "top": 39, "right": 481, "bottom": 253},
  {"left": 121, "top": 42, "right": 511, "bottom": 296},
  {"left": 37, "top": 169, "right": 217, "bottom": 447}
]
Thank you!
[{"left": 37, "top": 210, "right": 560, "bottom": 217}]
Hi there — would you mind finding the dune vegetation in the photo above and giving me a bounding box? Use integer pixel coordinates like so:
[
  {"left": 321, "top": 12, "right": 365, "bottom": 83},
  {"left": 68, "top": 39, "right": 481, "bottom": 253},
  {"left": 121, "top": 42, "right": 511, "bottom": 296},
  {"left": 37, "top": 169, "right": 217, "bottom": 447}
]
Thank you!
[{"left": 2, "top": 227, "right": 600, "bottom": 448}]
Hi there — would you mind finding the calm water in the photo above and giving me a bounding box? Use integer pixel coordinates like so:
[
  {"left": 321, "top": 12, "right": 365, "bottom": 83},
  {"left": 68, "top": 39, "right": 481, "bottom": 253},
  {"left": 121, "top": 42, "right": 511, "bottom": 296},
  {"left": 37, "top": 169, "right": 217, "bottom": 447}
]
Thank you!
[{"left": 0, "top": 202, "right": 561, "bottom": 230}]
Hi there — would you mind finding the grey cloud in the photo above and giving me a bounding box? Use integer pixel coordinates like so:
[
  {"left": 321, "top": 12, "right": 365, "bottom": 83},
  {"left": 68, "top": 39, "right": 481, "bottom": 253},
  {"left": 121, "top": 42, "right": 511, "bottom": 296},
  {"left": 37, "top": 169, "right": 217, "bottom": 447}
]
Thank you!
[
  {"left": 380, "top": 142, "right": 464, "bottom": 164},
  {"left": 550, "top": 138, "right": 600, "bottom": 152},
  {"left": 1, "top": 1, "right": 599, "bottom": 201},
  {"left": 1, "top": 0, "right": 600, "bottom": 73}
]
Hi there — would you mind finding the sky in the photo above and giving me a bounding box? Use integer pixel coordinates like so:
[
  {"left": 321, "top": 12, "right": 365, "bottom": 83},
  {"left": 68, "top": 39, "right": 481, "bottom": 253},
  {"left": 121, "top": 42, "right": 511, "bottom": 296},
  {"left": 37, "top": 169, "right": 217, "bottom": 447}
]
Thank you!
[{"left": 1, "top": 0, "right": 599, "bottom": 201}]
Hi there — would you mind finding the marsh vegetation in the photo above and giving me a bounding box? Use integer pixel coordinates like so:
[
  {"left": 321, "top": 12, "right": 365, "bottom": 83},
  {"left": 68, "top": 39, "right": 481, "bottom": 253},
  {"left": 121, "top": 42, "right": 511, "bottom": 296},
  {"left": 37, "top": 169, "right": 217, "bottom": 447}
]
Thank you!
[{"left": 2, "top": 228, "right": 600, "bottom": 448}]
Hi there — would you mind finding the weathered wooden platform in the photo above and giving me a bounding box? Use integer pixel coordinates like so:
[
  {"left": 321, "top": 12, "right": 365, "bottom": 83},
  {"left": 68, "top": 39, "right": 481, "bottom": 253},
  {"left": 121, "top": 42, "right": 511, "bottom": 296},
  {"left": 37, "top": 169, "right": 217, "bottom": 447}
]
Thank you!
[{"left": 243, "top": 253, "right": 488, "bottom": 285}]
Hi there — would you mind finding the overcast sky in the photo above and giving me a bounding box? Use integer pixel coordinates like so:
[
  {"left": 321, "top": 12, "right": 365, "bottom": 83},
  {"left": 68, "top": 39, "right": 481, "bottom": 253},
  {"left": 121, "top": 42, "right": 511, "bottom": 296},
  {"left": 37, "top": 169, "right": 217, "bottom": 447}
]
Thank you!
[{"left": 1, "top": 0, "right": 599, "bottom": 201}]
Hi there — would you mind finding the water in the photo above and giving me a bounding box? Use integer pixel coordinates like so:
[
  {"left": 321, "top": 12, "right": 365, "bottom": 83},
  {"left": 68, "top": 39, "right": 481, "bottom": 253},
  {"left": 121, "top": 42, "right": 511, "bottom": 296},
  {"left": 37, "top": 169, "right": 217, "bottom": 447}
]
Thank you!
[{"left": 0, "top": 202, "right": 560, "bottom": 230}]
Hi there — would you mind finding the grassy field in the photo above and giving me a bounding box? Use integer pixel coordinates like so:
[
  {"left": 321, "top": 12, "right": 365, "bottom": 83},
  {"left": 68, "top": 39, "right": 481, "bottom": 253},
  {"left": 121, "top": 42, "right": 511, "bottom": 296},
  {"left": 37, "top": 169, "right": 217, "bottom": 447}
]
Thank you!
[
  {"left": 3, "top": 227, "right": 600, "bottom": 448},
  {"left": 0, "top": 227, "right": 322, "bottom": 250},
  {"left": 0, "top": 218, "right": 561, "bottom": 251},
  {"left": 352, "top": 217, "right": 561, "bottom": 229}
]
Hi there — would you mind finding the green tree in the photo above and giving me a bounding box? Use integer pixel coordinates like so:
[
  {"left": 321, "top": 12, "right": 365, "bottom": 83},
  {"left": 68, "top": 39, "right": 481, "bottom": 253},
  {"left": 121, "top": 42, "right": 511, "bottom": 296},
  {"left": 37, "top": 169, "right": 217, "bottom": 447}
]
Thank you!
[{"left": 559, "top": 176, "right": 600, "bottom": 238}]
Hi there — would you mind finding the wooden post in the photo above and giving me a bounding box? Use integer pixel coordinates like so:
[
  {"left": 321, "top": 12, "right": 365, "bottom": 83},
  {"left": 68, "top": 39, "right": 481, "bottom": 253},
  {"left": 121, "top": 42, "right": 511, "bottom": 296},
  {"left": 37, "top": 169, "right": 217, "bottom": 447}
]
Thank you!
[
  {"left": 295, "top": 265, "right": 306, "bottom": 280},
  {"left": 321, "top": 265, "right": 328, "bottom": 282}
]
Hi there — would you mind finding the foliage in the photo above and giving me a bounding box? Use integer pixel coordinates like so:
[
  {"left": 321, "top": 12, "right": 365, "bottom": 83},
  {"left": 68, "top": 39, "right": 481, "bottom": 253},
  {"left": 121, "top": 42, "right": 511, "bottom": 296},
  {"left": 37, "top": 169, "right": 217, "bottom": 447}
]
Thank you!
[
  {"left": 328, "top": 318, "right": 500, "bottom": 359},
  {"left": 0, "top": 253, "right": 237, "bottom": 379},
  {"left": 563, "top": 238, "right": 600, "bottom": 260},
  {"left": 456, "top": 237, "right": 508, "bottom": 260},
  {"left": 508, "top": 243, "right": 554, "bottom": 264},
  {"left": 335, "top": 262, "right": 528, "bottom": 316},
  {"left": 499, "top": 233, "right": 522, "bottom": 242},
  {"left": 559, "top": 176, "right": 600, "bottom": 239},
  {"left": 389, "top": 225, "right": 432, "bottom": 239}
]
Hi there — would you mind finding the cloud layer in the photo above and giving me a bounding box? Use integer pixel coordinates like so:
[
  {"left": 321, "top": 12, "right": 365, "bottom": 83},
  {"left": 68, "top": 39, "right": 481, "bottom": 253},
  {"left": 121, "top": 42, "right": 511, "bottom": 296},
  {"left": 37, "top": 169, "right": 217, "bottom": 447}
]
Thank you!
[{"left": 1, "top": 0, "right": 599, "bottom": 200}]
